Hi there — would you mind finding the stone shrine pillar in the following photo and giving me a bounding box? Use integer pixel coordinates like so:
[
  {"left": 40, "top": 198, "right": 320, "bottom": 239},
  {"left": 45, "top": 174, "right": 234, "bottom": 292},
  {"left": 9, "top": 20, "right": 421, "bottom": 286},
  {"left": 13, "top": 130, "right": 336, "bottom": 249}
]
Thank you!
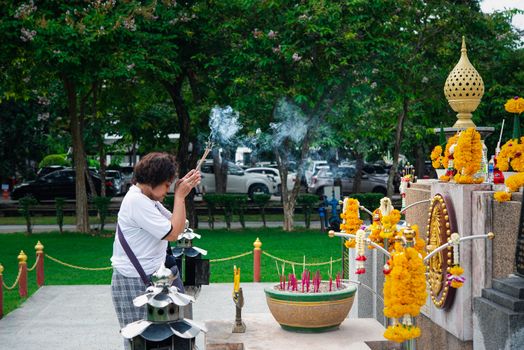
[
  {"left": 424, "top": 182, "right": 491, "bottom": 341},
  {"left": 473, "top": 194, "right": 524, "bottom": 350},
  {"left": 405, "top": 180, "right": 524, "bottom": 349}
]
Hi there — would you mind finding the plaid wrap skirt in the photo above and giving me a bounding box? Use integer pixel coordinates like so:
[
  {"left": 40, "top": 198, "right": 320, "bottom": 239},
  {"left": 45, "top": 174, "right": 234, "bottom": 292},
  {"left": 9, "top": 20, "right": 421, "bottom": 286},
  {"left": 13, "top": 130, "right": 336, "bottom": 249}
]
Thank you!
[
  {"left": 111, "top": 270, "right": 147, "bottom": 328},
  {"left": 111, "top": 267, "right": 185, "bottom": 349}
]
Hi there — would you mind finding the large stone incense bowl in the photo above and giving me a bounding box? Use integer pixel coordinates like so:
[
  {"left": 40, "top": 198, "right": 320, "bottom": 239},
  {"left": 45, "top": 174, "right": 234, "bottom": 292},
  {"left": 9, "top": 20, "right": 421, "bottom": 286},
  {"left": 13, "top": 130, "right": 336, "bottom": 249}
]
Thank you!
[{"left": 264, "top": 282, "right": 357, "bottom": 332}]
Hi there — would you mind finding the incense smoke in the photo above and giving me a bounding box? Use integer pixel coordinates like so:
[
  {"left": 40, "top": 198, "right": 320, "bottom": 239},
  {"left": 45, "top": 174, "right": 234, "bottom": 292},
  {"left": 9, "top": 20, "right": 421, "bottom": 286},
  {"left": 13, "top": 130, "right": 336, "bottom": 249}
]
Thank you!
[
  {"left": 270, "top": 98, "right": 308, "bottom": 146},
  {"left": 209, "top": 106, "right": 242, "bottom": 145}
]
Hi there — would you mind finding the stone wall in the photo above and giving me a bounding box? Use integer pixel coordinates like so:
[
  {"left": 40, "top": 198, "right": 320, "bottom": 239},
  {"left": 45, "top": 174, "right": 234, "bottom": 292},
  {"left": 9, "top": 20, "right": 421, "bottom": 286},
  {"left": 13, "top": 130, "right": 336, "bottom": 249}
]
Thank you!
[{"left": 491, "top": 192, "right": 521, "bottom": 279}]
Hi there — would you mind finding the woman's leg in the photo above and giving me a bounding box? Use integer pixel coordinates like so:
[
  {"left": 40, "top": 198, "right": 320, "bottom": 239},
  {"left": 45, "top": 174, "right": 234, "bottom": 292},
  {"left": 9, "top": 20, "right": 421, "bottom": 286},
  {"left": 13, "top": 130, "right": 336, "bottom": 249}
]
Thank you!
[{"left": 111, "top": 270, "right": 147, "bottom": 349}]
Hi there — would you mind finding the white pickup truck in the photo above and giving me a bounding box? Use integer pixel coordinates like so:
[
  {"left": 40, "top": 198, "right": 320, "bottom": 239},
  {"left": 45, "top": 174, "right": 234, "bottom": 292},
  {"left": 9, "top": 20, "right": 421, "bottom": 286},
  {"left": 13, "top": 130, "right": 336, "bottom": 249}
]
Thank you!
[{"left": 197, "top": 161, "right": 278, "bottom": 198}]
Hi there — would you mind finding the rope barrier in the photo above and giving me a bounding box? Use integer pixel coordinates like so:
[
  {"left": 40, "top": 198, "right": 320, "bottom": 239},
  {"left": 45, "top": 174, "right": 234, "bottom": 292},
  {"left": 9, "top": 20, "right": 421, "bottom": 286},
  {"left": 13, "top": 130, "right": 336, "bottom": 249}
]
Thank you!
[
  {"left": 209, "top": 251, "right": 252, "bottom": 263},
  {"left": 45, "top": 254, "right": 113, "bottom": 271},
  {"left": 262, "top": 251, "right": 342, "bottom": 266},
  {"left": 26, "top": 255, "right": 40, "bottom": 272},
  {"left": 2, "top": 267, "right": 22, "bottom": 290}
]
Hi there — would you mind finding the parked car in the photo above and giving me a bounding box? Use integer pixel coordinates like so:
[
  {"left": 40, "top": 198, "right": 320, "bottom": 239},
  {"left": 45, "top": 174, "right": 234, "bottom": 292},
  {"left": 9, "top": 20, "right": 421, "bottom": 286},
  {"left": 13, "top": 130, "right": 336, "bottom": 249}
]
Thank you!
[
  {"left": 245, "top": 167, "right": 297, "bottom": 195},
  {"left": 308, "top": 166, "right": 387, "bottom": 196},
  {"left": 304, "top": 160, "right": 329, "bottom": 187},
  {"left": 11, "top": 168, "right": 116, "bottom": 200},
  {"left": 197, "top": 161, "right": 278, "bottom": 198},
  {"left": 36, "top": 165, "right": 66, "bottom": 178},
  {"left": 118, "top": 165, "right": 134, "bottom": 193},
  {"left": 105, "top": 170, "right": 124, "bottom": 195}
]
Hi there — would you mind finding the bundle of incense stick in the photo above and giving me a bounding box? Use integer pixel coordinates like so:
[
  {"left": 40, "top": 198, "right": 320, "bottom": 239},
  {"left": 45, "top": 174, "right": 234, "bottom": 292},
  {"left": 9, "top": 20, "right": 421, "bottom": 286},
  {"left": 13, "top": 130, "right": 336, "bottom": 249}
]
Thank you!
[{"left": 195, "top": 143, "right": 212, "bottom": 170}]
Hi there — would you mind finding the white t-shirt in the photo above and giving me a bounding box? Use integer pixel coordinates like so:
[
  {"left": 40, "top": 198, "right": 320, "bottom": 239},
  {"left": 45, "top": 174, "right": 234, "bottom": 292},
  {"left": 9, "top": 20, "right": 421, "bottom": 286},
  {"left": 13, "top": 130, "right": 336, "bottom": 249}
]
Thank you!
[{"left": 111, "top": 185, "right": 173, "bottom": 277}]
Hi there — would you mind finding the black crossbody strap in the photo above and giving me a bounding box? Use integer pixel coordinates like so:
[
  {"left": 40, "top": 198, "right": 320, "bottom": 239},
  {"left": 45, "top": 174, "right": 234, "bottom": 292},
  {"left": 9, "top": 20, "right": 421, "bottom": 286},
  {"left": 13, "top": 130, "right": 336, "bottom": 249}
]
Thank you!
[{"left": 117, "top": 224, "right": 151, "bottom": 286}]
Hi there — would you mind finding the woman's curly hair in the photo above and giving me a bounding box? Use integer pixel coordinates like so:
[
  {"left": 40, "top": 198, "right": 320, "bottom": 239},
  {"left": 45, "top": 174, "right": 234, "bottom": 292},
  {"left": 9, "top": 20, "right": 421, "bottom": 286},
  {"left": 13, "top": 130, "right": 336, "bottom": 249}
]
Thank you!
[{"left": 133, "top": 152, "right": 177, "bottom": 188}]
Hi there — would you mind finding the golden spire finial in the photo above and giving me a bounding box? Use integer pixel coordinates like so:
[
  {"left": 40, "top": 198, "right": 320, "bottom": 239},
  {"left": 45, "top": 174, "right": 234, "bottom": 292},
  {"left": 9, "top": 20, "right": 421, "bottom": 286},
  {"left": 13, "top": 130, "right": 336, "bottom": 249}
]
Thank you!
[{"left": 444, "top": 36, "right": 484, "bottom": 128}]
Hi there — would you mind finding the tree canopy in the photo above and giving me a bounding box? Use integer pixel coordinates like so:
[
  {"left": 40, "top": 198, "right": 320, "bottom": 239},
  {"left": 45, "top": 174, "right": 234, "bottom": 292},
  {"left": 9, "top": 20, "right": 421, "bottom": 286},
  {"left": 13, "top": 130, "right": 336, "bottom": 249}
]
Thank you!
[{"left": 0, "top": 0, "right": 523, "bottom": 230}]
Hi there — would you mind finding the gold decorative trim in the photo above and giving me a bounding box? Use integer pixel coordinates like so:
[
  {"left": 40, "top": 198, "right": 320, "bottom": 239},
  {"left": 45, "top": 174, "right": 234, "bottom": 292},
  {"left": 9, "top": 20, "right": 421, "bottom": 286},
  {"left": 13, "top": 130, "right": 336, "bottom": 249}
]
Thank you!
[{"left": 426, "top": 194, "right": 457, "bottom": 310}]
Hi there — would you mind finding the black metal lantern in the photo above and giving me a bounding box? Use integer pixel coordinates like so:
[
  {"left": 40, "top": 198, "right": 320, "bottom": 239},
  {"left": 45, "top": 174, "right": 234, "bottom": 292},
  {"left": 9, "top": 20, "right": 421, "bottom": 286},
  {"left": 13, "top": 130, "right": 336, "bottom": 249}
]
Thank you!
[
  {"left": 172, "top": 224, "right": 210, "bottom": 297},
  {"left": 121, "top": 266, "right": 207, "bottom": 350}
]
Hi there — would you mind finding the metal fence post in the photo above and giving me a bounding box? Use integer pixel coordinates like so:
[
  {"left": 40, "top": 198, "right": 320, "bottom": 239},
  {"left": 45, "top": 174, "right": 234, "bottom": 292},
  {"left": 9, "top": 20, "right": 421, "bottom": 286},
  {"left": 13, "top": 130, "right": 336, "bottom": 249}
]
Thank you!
[
  {"left": 35, "top": 241, "right": 45, "bottom": 287},
  {"left": 18, "top": 251, "right": 27, "bottom": 298},
  {"left": 253, "top": 238, "right": 262, "bottom": 282}
]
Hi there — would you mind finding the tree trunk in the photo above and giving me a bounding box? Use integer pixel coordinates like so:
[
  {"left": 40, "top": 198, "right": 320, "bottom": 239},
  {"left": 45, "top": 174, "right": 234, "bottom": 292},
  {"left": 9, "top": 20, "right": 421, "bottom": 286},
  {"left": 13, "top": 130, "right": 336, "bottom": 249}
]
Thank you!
[
  {"left": 99, "top": 141, "right": 107, "bottom": 197},
  {"left": 212, "top": 149, "right": 229, "bottom": 194},
  {"left": 85, "top": 164, "right": 97, "bottom": 198},
  {"left": 130, "top": 142, "right": 137, "bottom": 166},
  {"left": 185, "top": 142, "right": 201, "bottom": 228},
  {"left": 387, "top": 97, "right": 409, "bottom": 197},
  {"left": 275, "top": 136, "right": 308, "bottom": 232},
  {"left": 63, "top": 76, "right": 90, "bottom": 233},
  {"left": 282, "top": 199, "right": 296, "bottom": 231},
  {"left": 415, "top": 145, "right": 425, "bottom": 179},
  {"left": 352, "top": 151, "right": 364, "bottom": 193},
  {"left": 163, "top": 76, "right": 201, "bottom": 226},
  {"left": 92, "top": 82, "right": 106, "bottom": 198}
]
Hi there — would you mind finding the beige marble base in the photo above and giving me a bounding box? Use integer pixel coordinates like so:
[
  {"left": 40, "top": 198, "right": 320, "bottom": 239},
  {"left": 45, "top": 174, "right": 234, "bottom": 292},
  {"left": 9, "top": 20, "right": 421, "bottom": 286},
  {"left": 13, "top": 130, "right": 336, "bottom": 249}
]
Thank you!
[{"left": 206, "top": 314, "right": 386, "bottom": 350}]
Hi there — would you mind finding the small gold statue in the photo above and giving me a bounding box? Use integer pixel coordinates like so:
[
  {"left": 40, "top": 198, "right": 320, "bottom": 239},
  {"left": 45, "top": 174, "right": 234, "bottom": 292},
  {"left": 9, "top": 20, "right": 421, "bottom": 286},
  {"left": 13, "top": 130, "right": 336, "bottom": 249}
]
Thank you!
[{"left": 232, "top": 265, "right": 246, "bottom": 333}]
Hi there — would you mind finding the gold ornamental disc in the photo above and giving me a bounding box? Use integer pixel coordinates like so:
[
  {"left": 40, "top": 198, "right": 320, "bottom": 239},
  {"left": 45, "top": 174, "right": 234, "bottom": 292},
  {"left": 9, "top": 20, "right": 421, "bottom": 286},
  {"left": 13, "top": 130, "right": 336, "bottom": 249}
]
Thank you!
[{"left": 426, "top": 194, "right": 457, "bottom": 310}]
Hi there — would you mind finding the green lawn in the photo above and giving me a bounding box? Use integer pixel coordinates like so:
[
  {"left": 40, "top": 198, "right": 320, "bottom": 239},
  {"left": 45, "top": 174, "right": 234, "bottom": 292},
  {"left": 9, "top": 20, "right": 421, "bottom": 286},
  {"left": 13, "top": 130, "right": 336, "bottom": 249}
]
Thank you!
[
  {"left": 0, "top": 213, "right": 319, "bottom": 225},
  {"left": 0, "top": 228, "right": 342, "bottom": 317}
]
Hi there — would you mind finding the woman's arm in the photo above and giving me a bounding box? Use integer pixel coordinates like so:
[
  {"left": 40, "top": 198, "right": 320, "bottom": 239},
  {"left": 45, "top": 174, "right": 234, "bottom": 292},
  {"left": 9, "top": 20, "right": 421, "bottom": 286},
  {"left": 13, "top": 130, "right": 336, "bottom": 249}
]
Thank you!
[{"left": 163, "top": 169, "right": 201, "bottom": 241}]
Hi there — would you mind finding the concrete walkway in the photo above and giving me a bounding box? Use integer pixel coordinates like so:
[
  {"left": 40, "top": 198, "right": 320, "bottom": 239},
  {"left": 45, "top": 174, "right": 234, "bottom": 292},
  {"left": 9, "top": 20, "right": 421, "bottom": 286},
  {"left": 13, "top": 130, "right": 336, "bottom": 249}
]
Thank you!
[{"left": 0, "top": 283, "right": 386, "bottom": 350}]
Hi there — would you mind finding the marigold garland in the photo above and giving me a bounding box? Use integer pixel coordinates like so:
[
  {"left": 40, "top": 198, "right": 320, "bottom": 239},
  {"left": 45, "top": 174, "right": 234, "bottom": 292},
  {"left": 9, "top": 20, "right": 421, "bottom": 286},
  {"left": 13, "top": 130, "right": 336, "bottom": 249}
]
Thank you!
[
  {"left": 344, "top": 239, "right": 356, "bottom": 248},
  {"left": 447, "top": 233, "right": 465, "bottom": 289},
  {"left": 383, "top": 247, "right": 427, "bottom": 342},
  {"left": 442, "top": 134, "right": 459, "bottom": 170},
  {"left": 384, "top": 324, "right": 421, "bottom": 343},
  {"left": 439, "top": 174, "right": 450, "bottom": 182},
  {"left": 431, "top": 145, "right": 443, "bottom": 169},
  {"left": 496, "top": 137, "right": 524, "bottom": 172},
  {"left": 510, "top": 149, "right": 524, "bottom": 172},
  {"left": 504, "top": 172, "right": 524, "bottom": 193},
  {"left": 448, "top": 268, "right": 465, "bottom": 289},
  {"left": 505, "top": 96, "right": 524, "bottom": 114},
  {"left": 340, "top": 198, "right": 363, "bottom": 234},
  {"left": 378, "top": 209, "right": 401, "bottom": 240},
  {"left": 367, "top": 210, "right": 382, "bottom": 249},
  {"left": 494, "top": 190, "right": 512, "bottom": 202},
  {"left": 453, "top": 128, "right": 483, "bottom": 182}
]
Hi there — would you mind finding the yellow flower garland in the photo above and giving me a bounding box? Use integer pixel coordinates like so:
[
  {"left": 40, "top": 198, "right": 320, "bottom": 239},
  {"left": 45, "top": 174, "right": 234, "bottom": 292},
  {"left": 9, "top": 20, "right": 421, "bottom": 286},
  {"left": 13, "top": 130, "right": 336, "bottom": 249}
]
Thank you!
[
  {"left": 340, "top": 198, "right": 362, "bottom": 249},
  {"left": 449, "top": 266, "right": 464, "bottom": 288},
  {"left": 383, "top": 247, "right": 427, "bottom": 342},
  {"left": 497, "top": 139, "right": 517, "bottom": 172},
  {"left": 497, "top": 137, "right": 524, "bottom": 172},
  {"left": 505, "top": 96, "right": 524, "bottom": 114},
  {"left": 442, "top": 134, "right": 459, "bottom": 169},
  {"left": 384, "top": 324, "right": 421, "bottom": 343},
  {"left": 505, "top": 173, "right": 524, "bottom": 192},
  {"left": 378, "top": 209, "right": 401, "bottom": 240},
  {"left": 453, "top": 127, "right": 483, "bottom": 183},
  {"left": 494, "top": 191, "right": 511, "bottom": 202},
  {"left": 367, "top": 209, "right": 382, "bottom": 249},
  {"left": 431, "top": 145, "right": 443, "bottom": 169},
  {"left": 340, "top": 198, "right": 362, "bottom": 234}
]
